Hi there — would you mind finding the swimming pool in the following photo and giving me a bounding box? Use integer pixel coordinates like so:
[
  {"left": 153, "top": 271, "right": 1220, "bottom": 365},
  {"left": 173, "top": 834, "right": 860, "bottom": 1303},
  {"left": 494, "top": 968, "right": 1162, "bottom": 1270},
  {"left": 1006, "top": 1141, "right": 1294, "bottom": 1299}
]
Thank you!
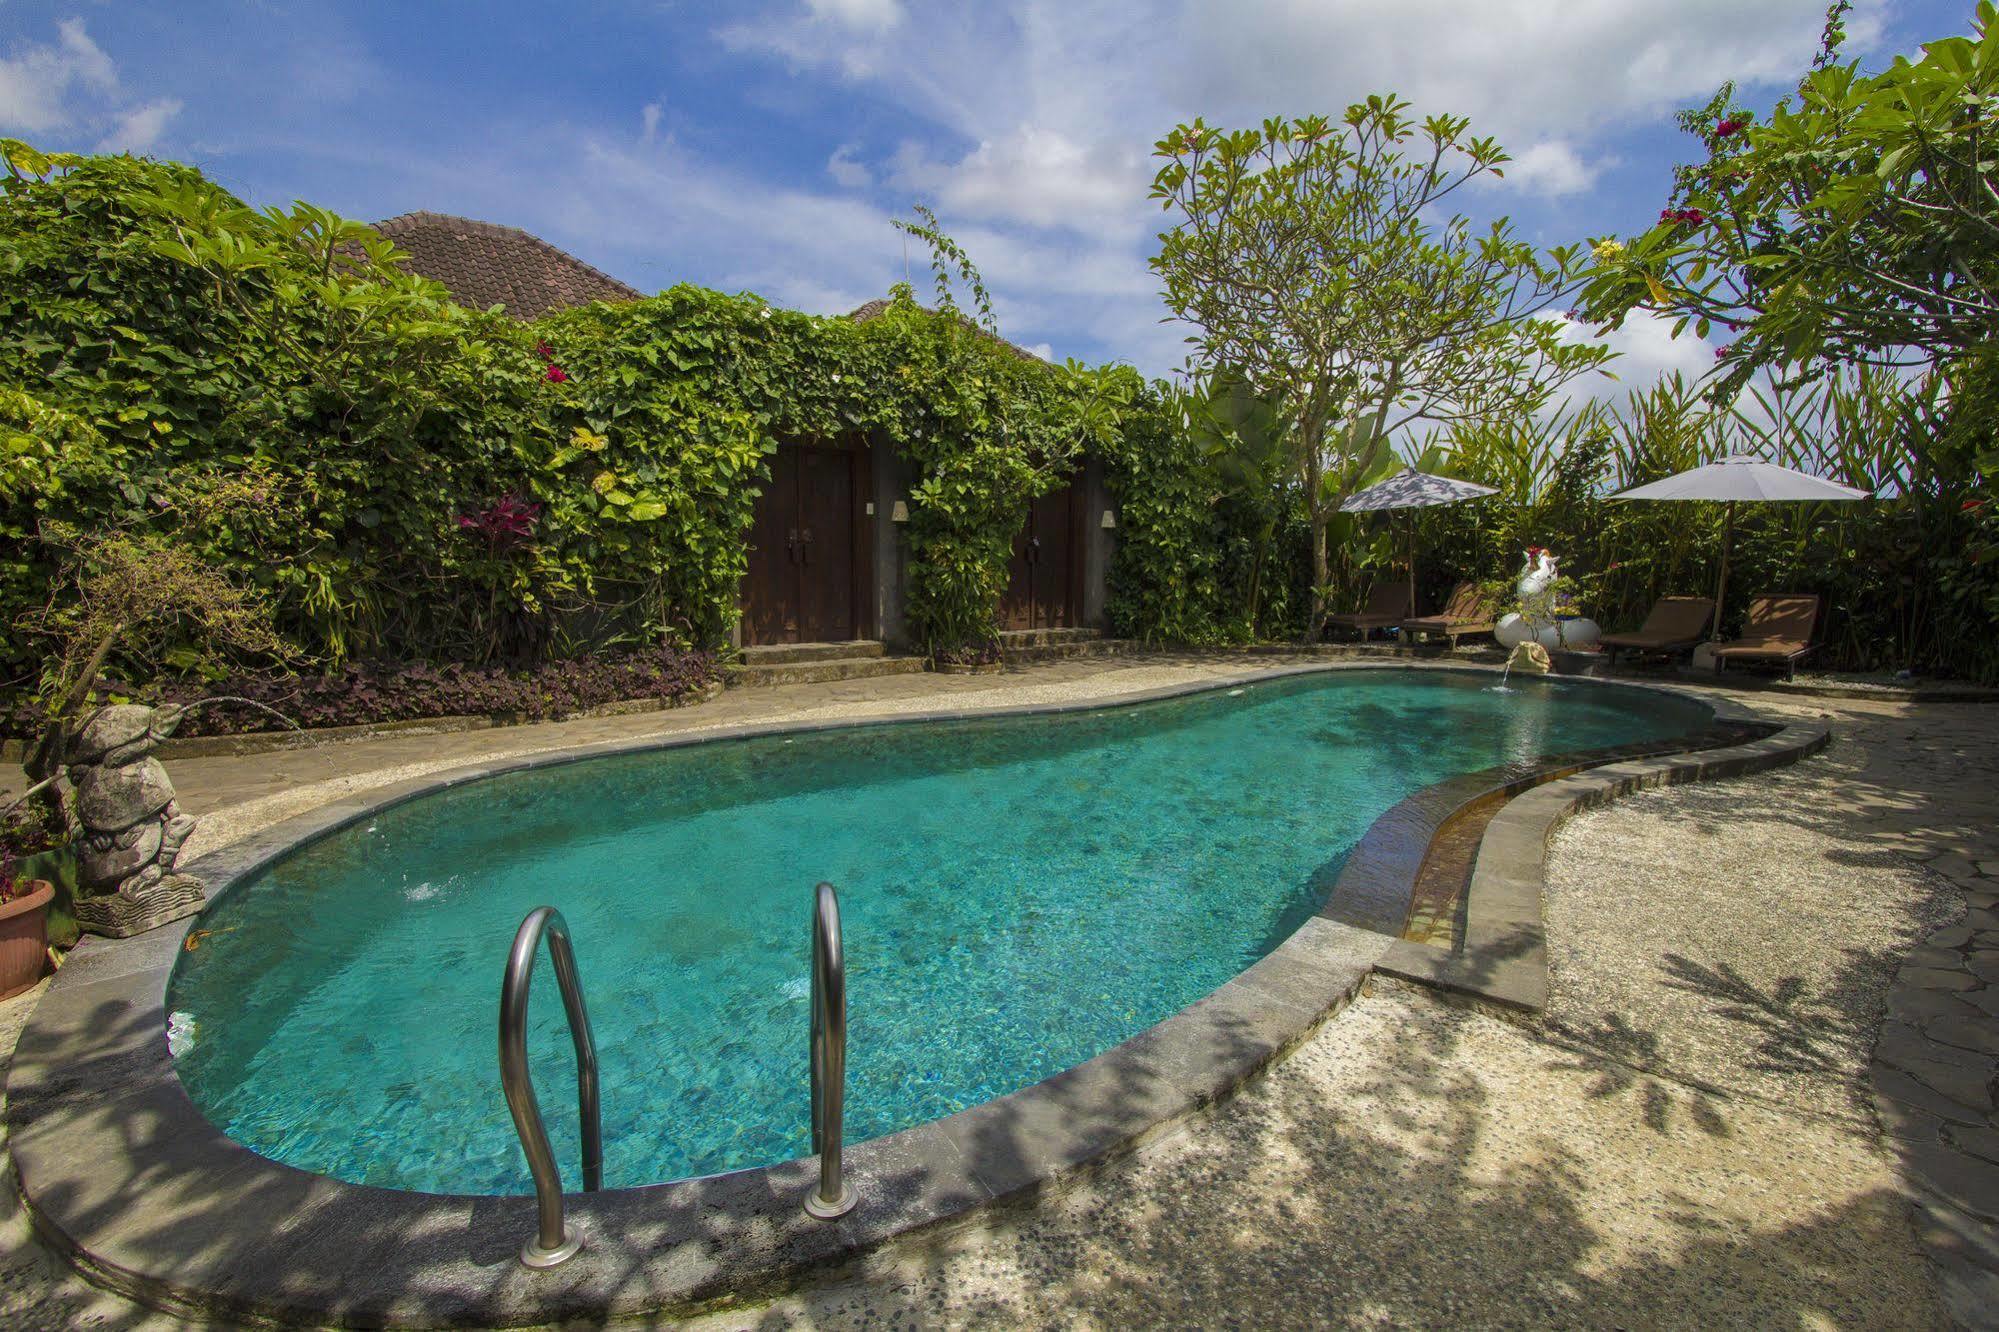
[{"left": 167, "top": 669, "right": 1711, "bottom": 1195}]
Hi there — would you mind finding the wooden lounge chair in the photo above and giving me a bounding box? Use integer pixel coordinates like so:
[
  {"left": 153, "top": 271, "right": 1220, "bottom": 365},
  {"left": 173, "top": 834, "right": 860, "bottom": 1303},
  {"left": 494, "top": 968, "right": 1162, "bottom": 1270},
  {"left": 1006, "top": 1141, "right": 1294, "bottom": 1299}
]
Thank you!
[
  {"left": 1400, "top": 581, "right": 1498, "bottom": 650},
  {"left": 1599, "top": 596, "right": 1714, "bottom": 666},
  {"left": 1713, "top": 593, "right": 1821, "bottom": 679},
  {"left": 1326, "top": 581, "right": 1415, "bottom": 640}
]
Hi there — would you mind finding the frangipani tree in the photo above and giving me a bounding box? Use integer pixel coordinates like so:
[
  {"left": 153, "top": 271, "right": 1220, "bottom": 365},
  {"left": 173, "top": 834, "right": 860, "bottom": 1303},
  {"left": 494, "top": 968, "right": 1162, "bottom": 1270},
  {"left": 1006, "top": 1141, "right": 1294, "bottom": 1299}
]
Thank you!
[
  {"left": 1151, "top": 98, "right": 1609, "bottom": 636},
  {"left": 1580, "top": 1, "right": 1999, "bottom": 391}
]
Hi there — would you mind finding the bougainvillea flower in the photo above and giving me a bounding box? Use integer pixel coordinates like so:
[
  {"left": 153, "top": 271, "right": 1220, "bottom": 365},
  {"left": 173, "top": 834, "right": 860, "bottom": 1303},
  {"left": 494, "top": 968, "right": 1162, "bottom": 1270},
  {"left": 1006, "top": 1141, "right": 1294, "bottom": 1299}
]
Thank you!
[
  {"left": 534, "top": 340, "right": 555, "bottom": 361},
  {"left": 1715, "top": 116, "right": 1748, "bottom": 137},
  {"left": 1715, "top": 344, "right": 1733, "bottom": 359},
  {"left": 544, "top": 364, "right": 569, "bottom": 383}
]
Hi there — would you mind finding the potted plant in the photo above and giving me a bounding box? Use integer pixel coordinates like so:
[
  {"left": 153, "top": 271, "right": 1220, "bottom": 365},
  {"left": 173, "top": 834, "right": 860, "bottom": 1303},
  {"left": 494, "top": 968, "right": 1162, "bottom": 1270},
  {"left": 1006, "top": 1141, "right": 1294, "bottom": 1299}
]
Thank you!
[{"left": 0, "top": 849, "right": 55, "bottom": 1000}]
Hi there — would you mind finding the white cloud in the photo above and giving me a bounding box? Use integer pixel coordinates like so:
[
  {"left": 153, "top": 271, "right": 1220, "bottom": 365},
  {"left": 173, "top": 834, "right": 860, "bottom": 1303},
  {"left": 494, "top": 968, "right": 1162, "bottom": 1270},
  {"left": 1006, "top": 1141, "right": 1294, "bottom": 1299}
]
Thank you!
[
  {"left": 707, "top": 0, "right": 1896, "bottom": 373},
  {"left": 0, "top": 18, "right": 184, "bottom": 154},
  {"left": 97, "top": 98, "right": 183, "bottom": 153},
  {"left": 804, "top": 0, "right": 903, "bottom": 30},
  {"left": 0, "top": 18, "right": 118, "bottom": 132},
  {"left": 1499, "top": 141, "right": 1604, "bottom": 199},
  {"left": 1181, "top": 0, "right": 1884, "bottom": 147},
  {"left": 889, "top": 124, "right": 1146, "bottom": 232},
  {"left": 1552, "top": 310, "right": 1721, "bottom": 411},
  {"left": 1025, "top": 341, "right": 1054, "bottom": 362},
  {"left": 826, "top": 142, "right": 871, "bottom": 188},
  {"left": 640, "top": 102, "right": 663, "bottom": 143}
]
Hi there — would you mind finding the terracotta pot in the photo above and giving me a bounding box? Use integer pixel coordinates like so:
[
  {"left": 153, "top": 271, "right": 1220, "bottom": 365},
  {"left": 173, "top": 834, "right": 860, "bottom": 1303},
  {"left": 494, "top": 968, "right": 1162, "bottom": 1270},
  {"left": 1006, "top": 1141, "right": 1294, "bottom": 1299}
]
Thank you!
[{"left": 0, "top": 881, "right": 53, "bottom": 1001}]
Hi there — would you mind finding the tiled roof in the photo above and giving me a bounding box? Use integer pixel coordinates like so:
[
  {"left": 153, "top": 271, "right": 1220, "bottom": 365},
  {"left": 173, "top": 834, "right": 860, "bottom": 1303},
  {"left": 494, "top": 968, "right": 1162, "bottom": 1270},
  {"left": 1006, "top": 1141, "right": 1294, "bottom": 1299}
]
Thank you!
[
  {"left": 372, "top": 212, "right": 642, "bottom": 320},
  {"left": 847, "top": 298, "right": 1044, "bottom": 362}
]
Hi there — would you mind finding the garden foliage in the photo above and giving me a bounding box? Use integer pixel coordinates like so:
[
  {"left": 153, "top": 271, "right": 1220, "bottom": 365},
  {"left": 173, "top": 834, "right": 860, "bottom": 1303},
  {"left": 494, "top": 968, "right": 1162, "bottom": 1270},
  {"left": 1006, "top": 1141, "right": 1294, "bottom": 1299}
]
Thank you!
[{"left": 0, "top": 143, "right": 1156, "bottom": 716}]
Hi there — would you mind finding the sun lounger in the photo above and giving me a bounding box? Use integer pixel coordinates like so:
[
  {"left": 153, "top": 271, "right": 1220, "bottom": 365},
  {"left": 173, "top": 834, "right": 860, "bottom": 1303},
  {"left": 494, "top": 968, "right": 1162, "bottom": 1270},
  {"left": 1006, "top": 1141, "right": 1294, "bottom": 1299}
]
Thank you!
[
  {"left": 1400, "top": 581, "right": 1497, "bottom": 650},
  {"left": 1712, "top": 593, "right": 1821, "bottom": 679},
  {"left": 1327, "top": 582, "right": 1415, "bottom": 640},
  {"left": 1599, "top": 596, "right": 1714, "bottom": 665}
]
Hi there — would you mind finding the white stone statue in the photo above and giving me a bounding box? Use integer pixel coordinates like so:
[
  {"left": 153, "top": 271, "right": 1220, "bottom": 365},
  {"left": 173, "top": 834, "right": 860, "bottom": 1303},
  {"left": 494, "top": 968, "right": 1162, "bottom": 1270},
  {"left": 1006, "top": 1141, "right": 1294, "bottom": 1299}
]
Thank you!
[{"left": 1495, "top": 547, "right": 1601, "bottom": 652}]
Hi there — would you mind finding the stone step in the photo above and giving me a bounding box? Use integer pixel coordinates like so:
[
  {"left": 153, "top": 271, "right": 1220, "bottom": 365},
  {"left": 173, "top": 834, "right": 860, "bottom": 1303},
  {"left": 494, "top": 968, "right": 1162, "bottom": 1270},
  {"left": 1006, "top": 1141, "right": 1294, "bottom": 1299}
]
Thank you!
[
  {"left": 1000, "top": 637, "right": 1140, "bottom": 665},
  {"left": 728, "top": 654, "right": 927, "bottom": 688},
  {"left": 997, "top": 627, "right": 1103, "bottom": 649},
  {"left": 737, "top": 639, "right": 886, "bottom": 666}
]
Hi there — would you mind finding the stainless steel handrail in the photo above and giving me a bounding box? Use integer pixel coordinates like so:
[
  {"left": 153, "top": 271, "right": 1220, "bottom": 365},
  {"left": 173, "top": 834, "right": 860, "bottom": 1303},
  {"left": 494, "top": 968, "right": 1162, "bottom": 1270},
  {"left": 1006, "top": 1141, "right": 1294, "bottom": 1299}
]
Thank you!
[
  {"left": 499, "top": 906, "right": 603, "bottom": 1268},
  {"left": 805, "top": 881, "right": 857, "bottom": 1219}
]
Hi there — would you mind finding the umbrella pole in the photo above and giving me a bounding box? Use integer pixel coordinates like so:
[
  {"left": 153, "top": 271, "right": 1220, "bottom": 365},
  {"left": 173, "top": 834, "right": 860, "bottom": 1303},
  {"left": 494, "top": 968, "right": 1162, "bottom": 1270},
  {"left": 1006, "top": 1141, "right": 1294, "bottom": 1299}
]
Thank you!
[
  {"left": 1712, "top": 503, "right": 1735, "bottom": 642},
  {"left": 1406, "top": 514, "right": 1416, "bottom": 616}
]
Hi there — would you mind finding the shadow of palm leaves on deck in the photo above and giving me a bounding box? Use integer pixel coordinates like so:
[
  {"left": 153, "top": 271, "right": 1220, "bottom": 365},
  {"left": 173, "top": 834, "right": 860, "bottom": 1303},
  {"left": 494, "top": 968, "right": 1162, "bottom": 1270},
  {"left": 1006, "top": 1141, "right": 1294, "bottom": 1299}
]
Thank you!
[{"left": 1541, "top": 1012, "right": 1732, "bottom": 1137}]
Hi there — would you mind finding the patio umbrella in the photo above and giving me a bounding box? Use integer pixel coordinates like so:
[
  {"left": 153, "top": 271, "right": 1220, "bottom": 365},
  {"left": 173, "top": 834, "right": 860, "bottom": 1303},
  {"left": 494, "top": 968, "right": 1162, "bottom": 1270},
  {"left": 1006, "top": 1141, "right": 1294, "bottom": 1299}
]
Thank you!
[
  {"left": 1340, "top": 468, "right": 1500, "bottom": 610},
  {"left": 1610, "top": 456, "right": 1869, "bottom": 638}
]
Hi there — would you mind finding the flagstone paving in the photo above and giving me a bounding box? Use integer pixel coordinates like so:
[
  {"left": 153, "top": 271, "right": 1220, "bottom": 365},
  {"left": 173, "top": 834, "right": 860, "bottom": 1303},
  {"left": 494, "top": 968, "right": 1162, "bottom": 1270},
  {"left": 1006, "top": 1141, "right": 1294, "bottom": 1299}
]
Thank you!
[{"left": 1, "top": 657, "right": 1995, "bottom": 1328}]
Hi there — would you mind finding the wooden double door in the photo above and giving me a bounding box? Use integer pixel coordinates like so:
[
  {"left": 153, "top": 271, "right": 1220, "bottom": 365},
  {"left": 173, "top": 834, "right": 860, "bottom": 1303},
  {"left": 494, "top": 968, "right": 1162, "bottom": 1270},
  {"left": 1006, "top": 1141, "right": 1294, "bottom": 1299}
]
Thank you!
[
  {"left": 742, "top": 443, "right": 867, "bottom": 644},
  {"left": 1001, "top": 482, "right": 1081, "bottom": 630}
]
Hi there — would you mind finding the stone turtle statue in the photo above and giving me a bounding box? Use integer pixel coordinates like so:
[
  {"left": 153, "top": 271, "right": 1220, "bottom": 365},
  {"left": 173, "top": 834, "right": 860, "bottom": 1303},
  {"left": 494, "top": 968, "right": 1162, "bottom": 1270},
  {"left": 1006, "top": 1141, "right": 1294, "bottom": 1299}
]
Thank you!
[{"left": 66, "top": 703, "right": 206, "bottom": 938}]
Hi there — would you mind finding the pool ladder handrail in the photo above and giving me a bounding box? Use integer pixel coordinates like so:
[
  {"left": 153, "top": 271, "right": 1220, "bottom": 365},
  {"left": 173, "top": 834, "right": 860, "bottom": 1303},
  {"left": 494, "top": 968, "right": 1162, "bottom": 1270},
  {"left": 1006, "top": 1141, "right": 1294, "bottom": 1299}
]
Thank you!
[
  {"left": 806, "top": 880, "right": 857, "bottom": 1219},
  {"left": 499, "top": 905, "right": 603, "bottom": 1268}
]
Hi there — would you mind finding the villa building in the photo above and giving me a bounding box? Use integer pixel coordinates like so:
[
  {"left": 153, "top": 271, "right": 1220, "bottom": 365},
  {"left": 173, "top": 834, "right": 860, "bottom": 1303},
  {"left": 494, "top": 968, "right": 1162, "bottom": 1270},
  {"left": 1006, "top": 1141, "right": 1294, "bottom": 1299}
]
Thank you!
[{"left": 376, "top": 212, "right": 1113, "bottom": 652}]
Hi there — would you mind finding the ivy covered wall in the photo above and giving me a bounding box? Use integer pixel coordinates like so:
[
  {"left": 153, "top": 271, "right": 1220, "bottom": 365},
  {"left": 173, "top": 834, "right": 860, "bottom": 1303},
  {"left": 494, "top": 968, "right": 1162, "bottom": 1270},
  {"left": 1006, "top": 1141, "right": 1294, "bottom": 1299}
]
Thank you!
[{"left": 0, "top": 143, "right": 1177, "bottom": 703}]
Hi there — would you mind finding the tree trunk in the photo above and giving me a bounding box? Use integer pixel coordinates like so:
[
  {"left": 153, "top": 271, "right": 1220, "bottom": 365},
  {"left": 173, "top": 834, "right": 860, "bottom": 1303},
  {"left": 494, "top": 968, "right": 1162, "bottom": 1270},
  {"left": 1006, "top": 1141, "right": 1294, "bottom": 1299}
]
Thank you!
[{"left": 1305, "top": 442, "right": 1328, "bottom": 642}]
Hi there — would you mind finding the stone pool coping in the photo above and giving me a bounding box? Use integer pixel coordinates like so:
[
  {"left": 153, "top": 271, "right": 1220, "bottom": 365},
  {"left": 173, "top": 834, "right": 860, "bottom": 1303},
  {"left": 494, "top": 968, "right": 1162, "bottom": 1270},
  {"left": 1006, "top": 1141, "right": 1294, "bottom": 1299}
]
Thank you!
[{"left": 7, "top": 661, "right": 1824, "bottom": 1327}]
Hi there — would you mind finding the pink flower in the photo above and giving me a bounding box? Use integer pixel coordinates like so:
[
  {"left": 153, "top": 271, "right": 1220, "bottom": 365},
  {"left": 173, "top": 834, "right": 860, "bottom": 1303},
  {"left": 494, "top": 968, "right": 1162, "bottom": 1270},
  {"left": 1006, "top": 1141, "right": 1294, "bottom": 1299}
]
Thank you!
[
  {"left": 534, "top": 340, "right": 556, "bottom": 361},
  {"left": 1715, "top": 344, "right": 1732, "bottom": 359},
  {"left": 1715, "top": 116, "right": 1748, "bottom": 138},
  {"left": 544, "top": 364, "right": 569, "bottom": 383}
]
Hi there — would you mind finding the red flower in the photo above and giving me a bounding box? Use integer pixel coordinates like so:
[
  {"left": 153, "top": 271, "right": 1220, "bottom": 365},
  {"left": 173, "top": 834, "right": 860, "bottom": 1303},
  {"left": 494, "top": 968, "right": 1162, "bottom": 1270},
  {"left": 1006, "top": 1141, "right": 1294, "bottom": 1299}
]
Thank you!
[
  {"left": 544, "top": 364, "right": 569, "bottom": 383},
  {"left": 1965, "top": 499, "right": 1988, "bottom": 513},
  {"left": 1715, "top": 116, "right": 1748, "bottom": 138},
  {"left": 1715, "top": 344, "right": 1732, "bottom": 359},
  {"left": 1660, "top": 207, "right": 1706, "bottom": 227},
  {"left": 534, "top": 340, "right": 556, "bottom": 361}
]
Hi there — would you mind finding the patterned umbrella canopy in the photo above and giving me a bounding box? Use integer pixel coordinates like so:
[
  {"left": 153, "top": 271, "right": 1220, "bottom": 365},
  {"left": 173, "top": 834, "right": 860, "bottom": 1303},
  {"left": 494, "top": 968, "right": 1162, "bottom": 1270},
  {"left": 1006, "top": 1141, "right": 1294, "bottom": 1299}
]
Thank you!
[
  {"left": 1336, "top": 469, "right": 1498, "bottom": 621},
  {"left": 1340, "top": 468, "right": 1499, "bottom": 512}
]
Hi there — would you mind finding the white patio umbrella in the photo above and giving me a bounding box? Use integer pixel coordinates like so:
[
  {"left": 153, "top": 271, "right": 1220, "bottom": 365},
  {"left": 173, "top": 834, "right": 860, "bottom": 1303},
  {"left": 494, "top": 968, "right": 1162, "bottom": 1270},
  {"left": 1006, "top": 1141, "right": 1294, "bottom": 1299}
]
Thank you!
[
  {"left": 1340, "top": 468, "right": 1500, "bottom": 610},
  {"left": 1610, "top": 456, "right": 1869, "bottom": 638}
]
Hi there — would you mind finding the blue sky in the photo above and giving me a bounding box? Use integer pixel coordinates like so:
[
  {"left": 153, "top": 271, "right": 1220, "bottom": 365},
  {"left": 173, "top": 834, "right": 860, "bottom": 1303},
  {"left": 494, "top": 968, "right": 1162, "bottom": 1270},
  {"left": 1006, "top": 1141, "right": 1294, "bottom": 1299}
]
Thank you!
[{"left": 0, "top": 1, "right": 1976, "bottom": 389}]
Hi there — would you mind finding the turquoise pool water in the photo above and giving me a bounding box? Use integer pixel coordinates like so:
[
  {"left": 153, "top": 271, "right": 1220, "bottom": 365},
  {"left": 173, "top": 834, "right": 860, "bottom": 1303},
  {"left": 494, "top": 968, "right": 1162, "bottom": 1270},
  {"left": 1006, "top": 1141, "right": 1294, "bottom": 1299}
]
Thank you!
[{"left": 168, "top": 670, "right": 1709, "bottom": 1194}]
